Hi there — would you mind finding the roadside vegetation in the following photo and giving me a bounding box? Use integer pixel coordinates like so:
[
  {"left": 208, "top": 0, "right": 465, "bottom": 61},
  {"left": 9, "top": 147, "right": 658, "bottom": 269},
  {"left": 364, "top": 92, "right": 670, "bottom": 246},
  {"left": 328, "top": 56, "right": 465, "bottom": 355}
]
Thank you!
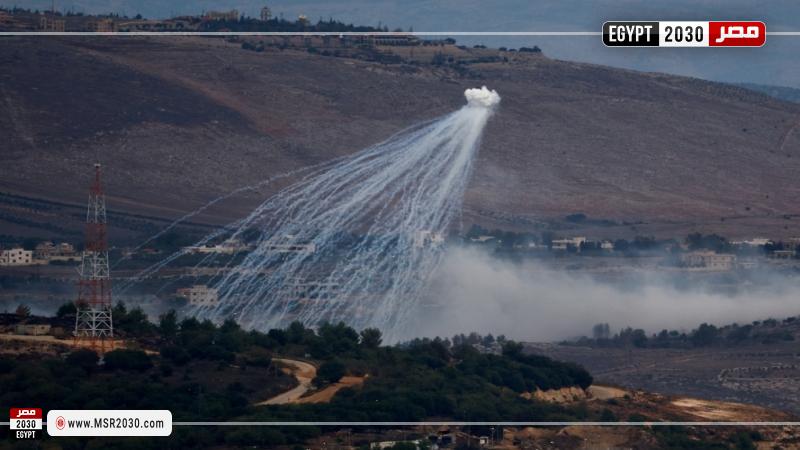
[
  {"left": 571, "top": 315, "right": 800, "bottom": 349},
  {"left": 0, "top": 311, "right": 594, "bottom": 448}
]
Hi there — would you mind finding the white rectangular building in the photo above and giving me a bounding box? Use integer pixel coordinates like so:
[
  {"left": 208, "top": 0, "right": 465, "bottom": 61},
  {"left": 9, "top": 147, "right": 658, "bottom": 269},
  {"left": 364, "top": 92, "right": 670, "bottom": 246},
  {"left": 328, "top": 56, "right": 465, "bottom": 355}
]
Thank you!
[
  {"left": 177, "top": 285, "right": 220, "bottom": 307},
  {"left": 0, "top": 248, "right": 33, "bottom": 266}
]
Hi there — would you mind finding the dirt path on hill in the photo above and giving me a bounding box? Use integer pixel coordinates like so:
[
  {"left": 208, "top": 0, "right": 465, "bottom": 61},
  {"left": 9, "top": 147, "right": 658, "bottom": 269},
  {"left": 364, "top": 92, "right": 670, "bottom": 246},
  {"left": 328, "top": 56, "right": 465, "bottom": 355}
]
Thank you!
[
  {"left": 256, "top": 358, "right": 317, "bottom": 405},
  {"left": 255, "top": 358, "right": 366, "bottom": 405}
]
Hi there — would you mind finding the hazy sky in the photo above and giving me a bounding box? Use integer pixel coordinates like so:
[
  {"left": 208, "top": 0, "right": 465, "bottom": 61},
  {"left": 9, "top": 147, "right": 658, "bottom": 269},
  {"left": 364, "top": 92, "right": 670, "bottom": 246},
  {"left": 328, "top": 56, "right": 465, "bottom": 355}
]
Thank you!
[{"left": 5, "top": 0, "right": 800, "bottom": 88}]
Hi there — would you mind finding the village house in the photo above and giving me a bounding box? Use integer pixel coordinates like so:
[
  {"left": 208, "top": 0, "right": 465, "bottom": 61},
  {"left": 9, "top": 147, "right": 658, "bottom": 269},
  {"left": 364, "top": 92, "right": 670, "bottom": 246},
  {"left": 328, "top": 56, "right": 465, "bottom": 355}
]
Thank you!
[
  {"left": 0, "top": 247, "right": 33, "bottom": 266},
  {"left": 551, "top": 237, "right": 587, "bottom": 251},
  {"left": 177, "top": 285, "right": 220, "bottom": 307},
  {"left": 680, "top": 251, "right": 737, "bottom": 271}
]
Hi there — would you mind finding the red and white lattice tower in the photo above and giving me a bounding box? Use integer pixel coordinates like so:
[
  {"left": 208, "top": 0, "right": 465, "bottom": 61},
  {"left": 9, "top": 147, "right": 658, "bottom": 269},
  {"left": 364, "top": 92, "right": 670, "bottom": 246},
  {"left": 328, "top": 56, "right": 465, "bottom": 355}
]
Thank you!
[{"left": 74, "top": 163, "right": 114, "bottom": 352}]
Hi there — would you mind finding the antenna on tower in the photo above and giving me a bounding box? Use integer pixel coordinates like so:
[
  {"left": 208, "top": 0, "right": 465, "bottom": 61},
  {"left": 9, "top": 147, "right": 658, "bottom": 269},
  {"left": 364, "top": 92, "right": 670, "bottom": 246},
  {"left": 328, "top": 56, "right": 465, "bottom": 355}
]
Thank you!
[{"left": 74, "top": 162, "right": 114, "bottom": 352}]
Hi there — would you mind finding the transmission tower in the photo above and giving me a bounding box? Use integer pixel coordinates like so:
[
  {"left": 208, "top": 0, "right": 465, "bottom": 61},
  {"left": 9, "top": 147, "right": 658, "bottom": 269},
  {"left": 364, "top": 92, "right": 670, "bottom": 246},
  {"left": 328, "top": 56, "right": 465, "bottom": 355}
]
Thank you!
[{"left": 74, "top": 163, "right": 114, "bottom": 352}]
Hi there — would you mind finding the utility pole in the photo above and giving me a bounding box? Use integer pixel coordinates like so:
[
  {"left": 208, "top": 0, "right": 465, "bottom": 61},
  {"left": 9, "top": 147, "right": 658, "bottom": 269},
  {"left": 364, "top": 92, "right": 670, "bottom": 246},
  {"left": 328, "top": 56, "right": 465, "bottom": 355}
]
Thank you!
[{"left": 74, "top": 163, "right": 114, "bottom": 353}]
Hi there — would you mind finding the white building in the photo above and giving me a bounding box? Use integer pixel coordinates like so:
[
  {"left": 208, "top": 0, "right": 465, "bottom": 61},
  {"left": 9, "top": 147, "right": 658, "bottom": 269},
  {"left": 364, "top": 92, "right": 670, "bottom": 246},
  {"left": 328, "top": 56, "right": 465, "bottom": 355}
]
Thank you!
[
  {"left": 732, "top": 238, "right": 772, "bottom": 247},
  {"left": 470, "top": 235, "right": 496, "bottom": 243},
  {"left": 551, "top": 237, "right": 587, "bottom": 251},
  {"left": 34, "top": 241, "right": 79, "bottom": 262},
  {"left": 263, "top": 235, "right": 316, "bottom": 254},
  {"left": 185, "top": 238, "right": 251, "bottom": 255},
  {"left": 177, "top": 285, "right": 219, "bottom": 307},
  {"left": 681, "top": 251, "right": 737, "bottom": 271},
  {"left": 0, "top": 248, "right": 33, "bottom": 266},
  {"left": 413, "top": 230, "right": 445, "bottom": 248},
  {"left": 772, "top": 250, "right": 796, "bottom": 260},
  {"left": 600, "top": 240, "right": 615, "bottom": 251}
]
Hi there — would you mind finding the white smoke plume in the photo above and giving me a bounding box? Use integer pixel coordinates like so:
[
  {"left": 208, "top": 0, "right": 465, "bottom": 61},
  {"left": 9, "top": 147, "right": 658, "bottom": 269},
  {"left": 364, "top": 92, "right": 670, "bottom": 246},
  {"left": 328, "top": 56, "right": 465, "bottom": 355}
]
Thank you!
[
  {"left": 131, "top": 88, "right": 500, "bottom": 342},
  {"left": 414, "top": 247, "right": 800, "bottom": 342},
  {"left": 464, "top": 86, "right": 501, "bottom": 108}
]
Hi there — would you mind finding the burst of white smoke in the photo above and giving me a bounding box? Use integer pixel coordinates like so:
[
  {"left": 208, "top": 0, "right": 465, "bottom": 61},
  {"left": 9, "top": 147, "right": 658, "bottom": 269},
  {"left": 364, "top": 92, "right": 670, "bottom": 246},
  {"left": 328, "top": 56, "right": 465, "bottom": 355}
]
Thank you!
[
  {"left": 464, "top": 86, "right": 501, "bottom": 108},
  {"left": 129, "top": 91, "right": 499, "bottom": 342}
]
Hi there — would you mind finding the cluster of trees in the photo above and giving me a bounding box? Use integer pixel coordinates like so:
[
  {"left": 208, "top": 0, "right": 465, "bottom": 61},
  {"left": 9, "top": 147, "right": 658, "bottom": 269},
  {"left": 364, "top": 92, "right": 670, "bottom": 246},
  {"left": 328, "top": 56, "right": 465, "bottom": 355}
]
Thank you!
[
  {"left": 401, "top": 331, "right": 507, "bottom": 349},
  {"left": 201, "top": 16, "right": 385, "bottom": 33},
  {"left": 465, "top": 224, "right": 799, "bottom": 260},
  {"left": 574, "top": 317, "right": 798, "bottom": 349},
  {"left": 0, "top": 310, "right": 601, "bottom": 447},
  {"left": 685, "top": 232, "right": 730, "bottom": 253}
]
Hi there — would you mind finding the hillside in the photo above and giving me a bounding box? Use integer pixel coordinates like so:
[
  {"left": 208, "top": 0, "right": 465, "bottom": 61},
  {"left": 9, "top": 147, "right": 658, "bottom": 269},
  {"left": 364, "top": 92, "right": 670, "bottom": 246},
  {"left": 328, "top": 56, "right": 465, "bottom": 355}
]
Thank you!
[
  {"left": 2, "top": 314, "right": 797, "bottom": 448},
  {"left": 1, "top": 36, "right": 800, "bottom": 242},
  {"left": 737, "top": 82, "right": 800, "bottom": 104}
]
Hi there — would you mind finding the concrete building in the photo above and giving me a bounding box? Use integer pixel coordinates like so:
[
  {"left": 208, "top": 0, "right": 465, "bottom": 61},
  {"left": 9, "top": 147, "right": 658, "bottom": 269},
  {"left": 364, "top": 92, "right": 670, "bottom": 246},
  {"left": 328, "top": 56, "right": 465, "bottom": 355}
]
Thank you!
[
  {"left": 14, "top": 322, "right": 51, "bottom": 336},
  {"left": 39, "top": 15, "right": 65, "bottom": 31},
  {"left": 772, "top": 250, "right": 796, "bottom": 260},
  {"left": 86, "top": 18, "right": 114, "bottom": 32},
  {"left": 203, "top": 10, "right": 239, "bottom": 21},
  {"left": 470, "top": 235, "right": 495, "bottom": 243},
  {"left": 34, "top": 241, "right": 79, "bottom": 262},
  {"left": 732, "top": 238, "right": 772, "bottom": 247},
  {"left": 177, "top": 285, "right": 219, "bottom": 307},
  {"left": 185, "top": 238, "right": 250, "bottom": 255},
  {"left": 280, "top": 280, "right": 340, "bottom": 302},
  {"left": 681, "top": 251, "right": 737, "bottom": 270},
  {"left": 552, "top": 237, "right": 587, "bottom": 251},
  {"left": 413, "top": 230, "right": 445, "bottom": 248},
  {"left": 0, "top": 248, "right": 33, "bottom": 266},
  {"left": 263, "top": 236, "right": 316, "bottom": 254}
]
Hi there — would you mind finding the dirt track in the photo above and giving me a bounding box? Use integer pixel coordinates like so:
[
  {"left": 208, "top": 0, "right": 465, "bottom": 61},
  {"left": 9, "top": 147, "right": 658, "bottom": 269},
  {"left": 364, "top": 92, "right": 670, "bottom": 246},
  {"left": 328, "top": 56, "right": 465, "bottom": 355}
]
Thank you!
[
  {"left": 256, "top": 358, "right": 366, "bottom": 405},
  {"left": 256, "top": 358, "right": 317, "bottom": 405}
]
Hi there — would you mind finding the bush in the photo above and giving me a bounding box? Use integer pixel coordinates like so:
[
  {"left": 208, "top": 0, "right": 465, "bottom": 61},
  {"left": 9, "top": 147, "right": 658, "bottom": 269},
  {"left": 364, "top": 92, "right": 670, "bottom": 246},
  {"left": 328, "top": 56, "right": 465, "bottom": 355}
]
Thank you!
[
  {"left": 66, "top": 349, "right": 99, "bottom": 371},
  {"left": 315, "top": 360, "right": 345, "bottom": 385},
  {"left": 56, "top": 302, "right": 77, "bottom": 318},
  {"left": 103, "top": 349, "right": 152, "bottom": 371},
  {"left": 161, "top": 344, "right": 191, "bottom": 365}
]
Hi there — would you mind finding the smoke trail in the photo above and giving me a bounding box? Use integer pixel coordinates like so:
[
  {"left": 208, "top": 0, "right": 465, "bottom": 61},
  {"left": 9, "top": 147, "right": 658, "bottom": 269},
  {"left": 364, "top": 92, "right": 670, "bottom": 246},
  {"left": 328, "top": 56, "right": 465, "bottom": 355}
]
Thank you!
[
  {"left": 112, "top": 162, "right": 331, "bottom": 270},
  {"left": 159, "top": 87, "right": 500, "bottom": 341}
]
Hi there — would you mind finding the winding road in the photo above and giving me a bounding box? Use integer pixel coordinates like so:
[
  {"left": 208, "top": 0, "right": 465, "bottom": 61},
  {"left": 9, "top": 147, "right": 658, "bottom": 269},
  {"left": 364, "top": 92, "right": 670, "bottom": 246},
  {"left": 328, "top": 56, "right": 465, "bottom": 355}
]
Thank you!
[{"left": 256, "top": 358, "right": 317, "bottom": 406}]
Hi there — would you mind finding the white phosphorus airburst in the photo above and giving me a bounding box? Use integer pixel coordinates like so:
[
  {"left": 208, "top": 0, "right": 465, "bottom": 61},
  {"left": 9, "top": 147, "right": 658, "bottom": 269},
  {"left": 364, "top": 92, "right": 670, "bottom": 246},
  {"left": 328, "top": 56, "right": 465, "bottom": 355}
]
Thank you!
[{"left": 129, "top": 88, "right": 500, "bottom": 342}]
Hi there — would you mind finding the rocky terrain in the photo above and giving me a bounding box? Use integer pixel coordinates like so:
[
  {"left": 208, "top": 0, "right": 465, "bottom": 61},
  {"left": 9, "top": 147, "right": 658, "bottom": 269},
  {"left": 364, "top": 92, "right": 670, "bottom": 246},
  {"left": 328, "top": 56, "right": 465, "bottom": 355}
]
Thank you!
[
  {"left": 1, "top": 36, "right": 800, "bottom": 242},
  {"left": 529, "top": 340, "right": 800, "bottom": 416}
]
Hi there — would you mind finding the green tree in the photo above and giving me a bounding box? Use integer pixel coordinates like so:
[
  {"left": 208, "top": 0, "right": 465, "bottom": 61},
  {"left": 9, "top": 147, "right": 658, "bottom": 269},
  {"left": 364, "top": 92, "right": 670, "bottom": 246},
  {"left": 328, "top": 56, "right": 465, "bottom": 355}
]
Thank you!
[
  {"left": 501, "top": 341, "right": 524, "bottom": 359},
  {"left": 691, "top": 323, "right": 718, "bottom": 347},
  {"left": 315, "top": 360, "right": 345, "bottom": 385},
  {"left": 359, "top": 328, "right": 382, "bottom": 349},
  {"left": 15, "top": 304, "right": 30, "bottom": 317},
  {"left": 56, "top": 302, "right": 77, "bottom": 318},
  {"left": 159, "top": 309, "right": 178, "bottom": 338},
  {"left": 103, "top": 349, "right": 152, "bottom": 371},
  {"left": 66, "top": 349, "right": 99, "bottom": 371}
]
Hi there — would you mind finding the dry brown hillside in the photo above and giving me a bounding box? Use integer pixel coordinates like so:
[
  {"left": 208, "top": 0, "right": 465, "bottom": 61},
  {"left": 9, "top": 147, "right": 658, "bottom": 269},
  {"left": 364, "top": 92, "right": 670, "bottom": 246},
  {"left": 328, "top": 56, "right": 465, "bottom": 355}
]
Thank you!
[{"left": 1, "top": 36, "right": 799, "bottom": 241}]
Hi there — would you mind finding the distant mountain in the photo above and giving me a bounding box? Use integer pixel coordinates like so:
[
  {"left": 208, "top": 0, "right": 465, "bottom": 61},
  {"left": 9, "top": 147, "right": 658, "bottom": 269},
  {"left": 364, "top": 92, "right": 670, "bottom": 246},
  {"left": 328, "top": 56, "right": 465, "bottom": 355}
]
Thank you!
[
  {"left": 3, "top": 0, "right": 800, "bottom": 90},
  {"left": 1, "top": 37, "right": 799, "bottom": 242},
  {"left": 736, "top": 83, "right": 800, "bottom": 104}
]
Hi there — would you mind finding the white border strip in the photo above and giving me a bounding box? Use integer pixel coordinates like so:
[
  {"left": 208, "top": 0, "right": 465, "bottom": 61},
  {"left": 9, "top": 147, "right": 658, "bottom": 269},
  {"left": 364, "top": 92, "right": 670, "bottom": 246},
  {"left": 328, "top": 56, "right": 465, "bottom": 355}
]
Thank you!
[
  {"left": 172, "top": 421, "right": 799, "bottom": 426},
  {"left": 4, "top": 420, "right": 800, "bottom": 427},
  {"left": 1, "top": 31, "right": 797, "bottom": 36},
  {"left": 0, "top": 31, "right": 599, "bottom": 36}
]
